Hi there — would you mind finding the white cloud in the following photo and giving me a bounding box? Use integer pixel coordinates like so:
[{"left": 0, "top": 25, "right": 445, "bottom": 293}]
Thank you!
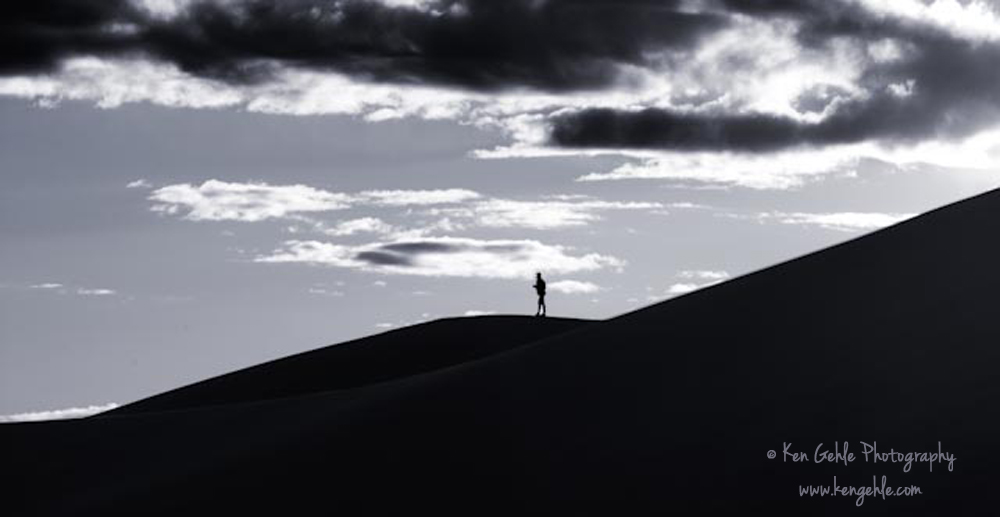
[
  {"left": 754, "top": 211, "right": 916, "bottom": 232},
  {"left": 430, "top": 198, "right": 663, "bottom": 230},
  {"left": 132, "top": 0, "right": 195, "bottom": 20},
  {"left": 323, "top": 217, "right": 395, "bottom": 236},
  {"left": 662, "top": 269, "right": 731, "bottom": 297},
  {"left": 548, "top": 280, "right": 603, "bottom": 294},
  {"left": 668, "top": 202, "right": 713, "bottom": 210},
  {"left": 0, "top": 403, "right": 119, "bottom": 423},
  {"left": 856, "top": 0, "right": 1000, "bottom": 42},
  {"left": 667, "top": 283, "right": 701, "bottom": 295},
  {"left": 246, "top": 67, "right": 483, "bottom": 120},
  {"left": 678, "top": 270, "right": 730, "bottom": 281},
  {"left": 564, "top": 124, "right": 1000, "bottom": 192},
  {"left": 577, "top": 148, "right": 864, "bottom": 190},
  {"left": 256, "top": 237, "right": 624, "bottom": 280},
  {"left": 887, "top": 79, "right": 916, "bottom": 98},
  {"left": 126, "top": 179, "right": 152, "bottom": 189},
  {"left": 374, "top": 0, "right": 442, "bottom": 11},
  {"left": 463, "top": 310, "right": 496, "bottom": 316},
  {"left": 28, "top": 283, "right": 117, "bottom": 296},
  {"left": 0, "top": 58, "right": 242, "bottom": 110},
  {"left": 149, "top": 181, "right": 486, "bottom": 225},
  {"left": 373, "top": 280, "right": 388, "bottom": 287},
  {"left": 375, "top": 322, "right": 394, "bottom": 329},
  {"left": 150, "top": 180, "right": 352, "bottom": 222},
  {"left": 77, "top": 288, "right": 117, "bottom": 296},
  {"left": 369, "top": 217, "right": 467, "bottom": 241}
]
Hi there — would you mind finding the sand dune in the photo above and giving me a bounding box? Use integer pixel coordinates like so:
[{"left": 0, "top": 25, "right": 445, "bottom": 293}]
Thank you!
[
  {"left": 112, "top": 315, "right": 591, "bottom": 415},
  {"left": 6, "top": 189, "right": 1000, "bottom": 515}
]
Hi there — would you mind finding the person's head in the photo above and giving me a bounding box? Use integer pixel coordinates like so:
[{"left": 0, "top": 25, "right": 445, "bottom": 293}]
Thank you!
[{"left": 536, "top": 272, "right": 542, "bottom": 278}]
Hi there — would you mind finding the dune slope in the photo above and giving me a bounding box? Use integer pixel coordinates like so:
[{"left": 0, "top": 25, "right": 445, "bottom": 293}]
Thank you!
[
  {"left": 7, "top": 189, "right": 1000, "bottom": 515},
  {"left": 112, "top": 315, "right": 591, "bottom": 414}
]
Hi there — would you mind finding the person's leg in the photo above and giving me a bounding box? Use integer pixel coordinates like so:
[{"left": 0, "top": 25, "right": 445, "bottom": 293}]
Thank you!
[{"left": 540, "top": 295, "right": 546, "bottom": 316}]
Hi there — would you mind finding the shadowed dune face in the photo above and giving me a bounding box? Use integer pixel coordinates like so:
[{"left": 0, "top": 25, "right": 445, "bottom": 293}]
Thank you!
[
  {"left": 6, "top": 190, "right": 1000, "bottom": 514},
  {"left": 110, "top": 315, "right": 592, "bottom": 415}
]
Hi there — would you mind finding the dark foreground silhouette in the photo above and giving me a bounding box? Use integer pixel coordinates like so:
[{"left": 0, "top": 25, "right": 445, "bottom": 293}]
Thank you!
[
  {"left": 112, "top": 315, "right": 589, "bottom": 415},
  {"left": 534, "top": 271, "right": 547, "bottom": 317},
  {"left": 7, "top": 188, "right": 1000, "bottom": 515}
]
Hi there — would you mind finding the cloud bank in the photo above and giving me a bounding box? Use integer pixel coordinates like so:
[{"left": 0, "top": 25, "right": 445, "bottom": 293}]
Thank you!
[
  {"left": 6, "top": 1, "right": 1000, "bottom": 188},
  {"left": 149, "top": 180, "right": 477, "bottom": 222},
  {"left": 2, "top": 0, "right": 724, "bottom": 90},
  {"left": 256, "top": 237, "right": 623, "bottom": 280}
]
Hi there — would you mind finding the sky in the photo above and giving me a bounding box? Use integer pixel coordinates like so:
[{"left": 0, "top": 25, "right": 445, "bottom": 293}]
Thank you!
[{"left": 2, "top": 0, "right": 1000, "bottom": 418}]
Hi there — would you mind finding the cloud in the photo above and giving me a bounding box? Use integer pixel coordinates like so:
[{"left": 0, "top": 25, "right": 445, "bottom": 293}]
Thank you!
[
  {"left": 3, "top": 0, "right": 999, "bottom": 190},
  {"left": 548, "top": 280, "right": 602, "bottom": 294},
  {"left": 14, "top": 2, "right": 999, "bottom": 192},
  {"left": 576, "top": 148, "right": 863, "bottom": 189},
  {"left": 463, "top": 309, "right": 496, "bottom": 316},
  {"left": 126, "top": 179, "right": 152, "bottom": 188},
  {"left": 678, "top": 270, "right": 730, "bottom": 281},
  {"left": 150, "top": 180, "right": 352, "bottom": 222},
  {"left": 551, "top": 108, "right": 808, "bottom": 153},
  {"left": 27, "top": 282, "right": 117, "bottom": 296},
  {"left": 666, "top": 283, "right": 701, "bottom": 295},
  {"left": 0, "top": 0, "right": 727, "bottom": 91},
  {"left": 149, "top": 180, "right": 481, "bottom": 222},
  {"left": 659, "top": 269, "right": 731, "bottom": 298},
  {"left": 358, "top": 189, "right": 480, "bottom": 206},
  {"left": 0, "top": 403, "right": 119, "bottom": 423},
  {"left": 323, "top": 217, "right": 395, "bottom": 237},
  {"left": 752, "top": 211, "right": 917, "bottom": 231},
  {"left": 148, "top": 180, "right": 666, "bottom": 238},
  {"left": 256, "top": 236, "right": 624, "bottom": 280},
  {"left": 846, "top": 0, "right": 1000, "bottom": 42},
  {"left": 542, "top": 1, "right": 1000, "bottom": 156},
  {"left": 77, "top": 288, "right": 117, "bottom": 296},
  {"left": 430, "top": 198, "right": 663, "bottom": 230}
]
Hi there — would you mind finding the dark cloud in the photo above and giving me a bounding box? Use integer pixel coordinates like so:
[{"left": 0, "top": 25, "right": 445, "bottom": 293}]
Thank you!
[
  {"left": 7, "top": 0, "right": 1000, "bottom": 151},
  {"left": 0, "top": 0, "right": 141, "bottom": 74},
  {"left": 717, "top": 0, "right": 823, "bottom": 16},
  {"left": 382, "top": 242, "right": 460, "bottom": 254},
  {"left": 0, "top": 0, "right": 728, "bottom": 91},
  {"left": 356, "top": 241, "right": 469, "bottom": 267},
  {"left": 354, "top": 239, "right": 530, "bottom": 268},
  {"left": 354, "top": 251, "right": 412, "bottom": 266},
  {"left": 550, "top": 108, "right": 802, "bottom": 152},
  {"left": 551, "top": 24, "right": 1000, "bottom": 152}
]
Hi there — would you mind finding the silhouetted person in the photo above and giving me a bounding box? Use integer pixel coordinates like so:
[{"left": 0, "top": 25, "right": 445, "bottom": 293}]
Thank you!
[{"left": 533, "top": 272, "right": 547, "bottom": 317}]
